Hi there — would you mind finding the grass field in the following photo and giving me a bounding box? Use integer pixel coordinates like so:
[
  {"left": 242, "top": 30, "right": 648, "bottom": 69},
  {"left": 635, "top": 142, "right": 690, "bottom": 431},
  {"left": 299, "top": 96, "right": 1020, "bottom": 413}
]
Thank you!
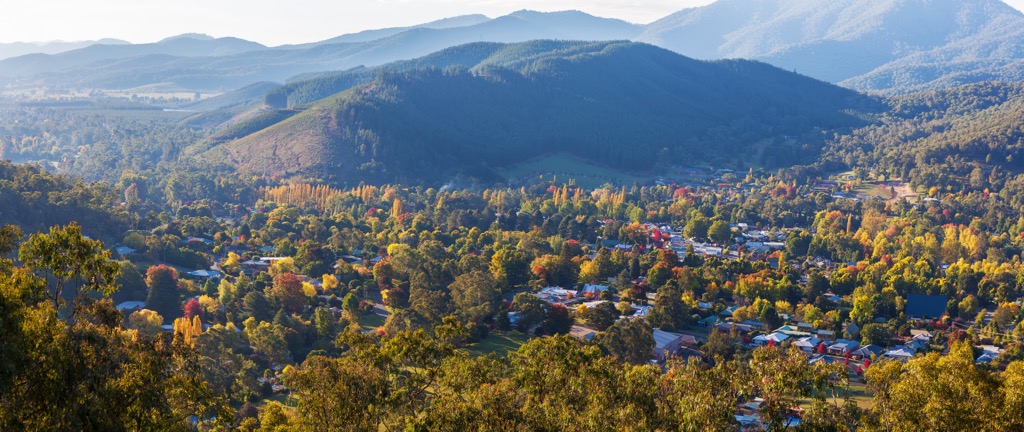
[
  {"left": 497, "top": 152, "right": 655, "bottom": 188},
  {"left": 799, "top": 380, "right": 874, "bottom": 410},
  {"left": 466, "top": 332, "right": 531, "bottom": 357},
  {"left": 358, "top": 313, "right": 387, "bottom": 331}
]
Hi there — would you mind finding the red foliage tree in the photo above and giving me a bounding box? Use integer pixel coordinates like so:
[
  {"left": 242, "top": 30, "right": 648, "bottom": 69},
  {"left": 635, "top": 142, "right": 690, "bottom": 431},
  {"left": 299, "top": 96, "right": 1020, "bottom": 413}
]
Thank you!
[{"left": 183, "top": 298, "right": 202, "bottom": 320}]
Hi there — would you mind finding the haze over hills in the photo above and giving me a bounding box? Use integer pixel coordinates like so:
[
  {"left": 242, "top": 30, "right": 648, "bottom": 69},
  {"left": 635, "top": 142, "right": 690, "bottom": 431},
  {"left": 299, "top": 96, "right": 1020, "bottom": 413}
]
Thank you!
[
  {"left": 639, "top": 0, "right": 1024, "bottom": 92},
  {"left": 201, "top": 40, "right": 879, "bottom": 184},
  {"left": 0, "top": 11, "right": 640, "bottom": 92},
  {"left": 0, "top": 39, "right": 129, "bottom": 61},
  {"left": 0, "top": 0, "right": 1020, "bottom": 94}
]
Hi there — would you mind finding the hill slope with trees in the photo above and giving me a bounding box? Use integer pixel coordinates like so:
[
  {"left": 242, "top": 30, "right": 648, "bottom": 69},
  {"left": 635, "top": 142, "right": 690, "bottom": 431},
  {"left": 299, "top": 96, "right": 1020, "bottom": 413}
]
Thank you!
[{"left": 205, "top": 41, "right": 879, "bottom": 185}]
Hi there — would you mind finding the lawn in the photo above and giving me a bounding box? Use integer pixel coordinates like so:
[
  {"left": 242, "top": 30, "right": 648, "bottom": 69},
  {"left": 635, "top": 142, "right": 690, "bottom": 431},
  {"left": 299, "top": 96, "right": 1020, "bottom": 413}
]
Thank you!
[
  {"left": 497, "top": 152, "right": 655, "bottom": 188},
  {"left": 358, "top": 313, "right": 387, "bottom": 331},
  {"left": 799, "top": 380, "right": 874, "bottom": 410},
  {"left": 466, "top": 332, "right": 531, "bottom": 357}
]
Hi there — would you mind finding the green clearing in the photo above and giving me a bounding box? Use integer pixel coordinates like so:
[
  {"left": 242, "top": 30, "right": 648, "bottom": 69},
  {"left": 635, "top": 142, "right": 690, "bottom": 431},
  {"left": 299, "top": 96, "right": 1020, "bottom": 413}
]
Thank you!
[
  {"left": 466, "top": 332, "right": 531, "bottom": 357},
  {"left": 358, "top": 313, "right": 387, "bottom": 331},
  {"left": 799, "top": 380, "right": 874, "bottom": 410},
  {"left": 497, "top": 152, "right": 655, "bottom": 188}
]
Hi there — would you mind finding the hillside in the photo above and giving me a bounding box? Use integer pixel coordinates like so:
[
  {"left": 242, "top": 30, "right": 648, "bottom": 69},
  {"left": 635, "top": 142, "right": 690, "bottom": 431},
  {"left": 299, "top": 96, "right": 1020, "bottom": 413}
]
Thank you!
[
  {"left": 638, "top": 0, "right": 1024, "bottom": 93},
  {"left": 825, "top": 81, "right": 1024, "bottom": 189},
  {"left": 203, "top": 41, "right": 879, "bottom": 184}
]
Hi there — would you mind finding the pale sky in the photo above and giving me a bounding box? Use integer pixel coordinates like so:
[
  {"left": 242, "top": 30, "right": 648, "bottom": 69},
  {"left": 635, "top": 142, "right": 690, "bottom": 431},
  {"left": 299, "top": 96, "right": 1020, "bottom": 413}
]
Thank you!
[
  {"left": 0, "top": 0, "right": 715, "bottom": 46},
  {"left": 2, "top": 0, "right": 1023, "bottom": 46}
]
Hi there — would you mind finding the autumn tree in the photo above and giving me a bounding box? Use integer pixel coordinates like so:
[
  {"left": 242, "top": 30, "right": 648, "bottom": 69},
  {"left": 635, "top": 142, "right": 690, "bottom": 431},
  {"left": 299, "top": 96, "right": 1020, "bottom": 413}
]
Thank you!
[{"left": 145, "top": 264, "right": 180, "bottom": 319}]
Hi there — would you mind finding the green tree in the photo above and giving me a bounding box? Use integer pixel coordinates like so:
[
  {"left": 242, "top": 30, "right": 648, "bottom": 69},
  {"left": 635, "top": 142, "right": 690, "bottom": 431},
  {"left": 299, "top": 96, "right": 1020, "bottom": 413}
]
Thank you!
[
  {"left": 707, "top": 220, "right": 732, "bottom": 245},
  {"left": 19, "top": 222, "right": 120, "bottom": 320},
  {"left": 448, "top": 270, "right": 500, "bottom": 325},
  {"left": 595, "top": 318, "right": 654, "bottom": 364}
]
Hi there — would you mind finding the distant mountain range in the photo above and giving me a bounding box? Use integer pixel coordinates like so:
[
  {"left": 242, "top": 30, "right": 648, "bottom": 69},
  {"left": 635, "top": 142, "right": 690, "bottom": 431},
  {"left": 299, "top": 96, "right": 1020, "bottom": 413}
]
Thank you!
[
  {"left": 0, "top": 38, "right": 129, "bottom": 61},
  {"left": 0, "top": 0, "right": 1021, "bottom": 94},
  {"left": 197, "top": 40, "right": 879, "bottom": 184},
  {"left": 638, "top": 0, "right": 1024, "bottom": 93}
]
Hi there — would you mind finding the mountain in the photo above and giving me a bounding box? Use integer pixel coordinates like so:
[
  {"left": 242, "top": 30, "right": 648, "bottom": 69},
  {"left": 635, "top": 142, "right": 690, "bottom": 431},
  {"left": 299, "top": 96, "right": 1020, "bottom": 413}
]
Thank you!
[
  {"left": 296, "top": 15, "right": 492, "bottom": 46},
  {"left": 0, "top": 11, "right": 640, "bottom": 91},
  {"left": 201, "top": 41, "right": 879, "bottom": 184},
  {"left": 638, "top": 0, "right": 1024, "bottom": 93},
  {"left": 0, "top": 38, "right": 129, "bottom": 61},
  {"left": 0, "top": 34, "right": 267, "bottom": 84}
]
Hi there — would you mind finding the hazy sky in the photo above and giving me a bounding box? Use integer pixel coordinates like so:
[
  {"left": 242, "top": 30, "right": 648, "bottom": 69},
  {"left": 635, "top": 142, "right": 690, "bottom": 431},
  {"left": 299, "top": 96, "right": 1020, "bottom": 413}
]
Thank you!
[{"left": 2, "top": 0, "right": 1023, "bottom": 46}]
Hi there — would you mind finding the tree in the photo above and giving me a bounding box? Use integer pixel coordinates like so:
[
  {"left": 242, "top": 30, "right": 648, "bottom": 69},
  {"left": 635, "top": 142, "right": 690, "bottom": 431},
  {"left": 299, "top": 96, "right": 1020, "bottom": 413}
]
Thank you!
[
  {"left": 595, "top": 318, "right": 654, "bottom": 364},
  {"left": 448, "top": 271, "right": 500, "bottom": 325},
  {"left": 545, "top": 304, "right": 573, "bottom": 335},
  {"left": 860, "top": 323, "right": 890, "bottom": 346},
  {"left": 18, "top": 222, "right": 120, "bottom": 320},
  {"left": 648, "top": 284, "right": 690, "bottom": 331},
  {"left": 287, "top": 355, "right": 389, "bottom": 432},
  {"left": 577, "top": 301, "right": 618, "bottom": 331},
  {"left": 511, "top": 292, "right": 546, "bottom": 332},
  {"left": 183, "top": 298, "right": 202, "bottom": 320},
  {"left": 145, "top": 264, "right": 180, "bottom": 319},
  {"left": 244, "top": 318, "right": 291, "bottom": 365},
  {"left": 269, "top": 273, "right": 307, "bottom": 314},
  {"left": 490, "top": 248, "right": 531, "bottom": 288},
  {"left": 684, "top": 216, "right": 712, "bottom": 242},
  {"left": 866, "top": 342, "right": 1002, "bottom": 431},
  {"left": 127, "top": 309, "right": 164, "bottom": 336},
  {"left": 707, "top": 220, "right": 732, "bottom": 245}
]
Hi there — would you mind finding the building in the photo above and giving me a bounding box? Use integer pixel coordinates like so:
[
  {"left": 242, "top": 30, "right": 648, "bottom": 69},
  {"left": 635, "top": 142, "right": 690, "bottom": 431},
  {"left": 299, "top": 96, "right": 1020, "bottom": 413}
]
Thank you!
[
  {"left": 828, "top": 339, "right": 860, "bottom": 356},
  {"left": 906, "top": 294, "right": 948, "bottom": 319},
  {"left": 653, "top": 329, "right": 685, "bottom": 361}
]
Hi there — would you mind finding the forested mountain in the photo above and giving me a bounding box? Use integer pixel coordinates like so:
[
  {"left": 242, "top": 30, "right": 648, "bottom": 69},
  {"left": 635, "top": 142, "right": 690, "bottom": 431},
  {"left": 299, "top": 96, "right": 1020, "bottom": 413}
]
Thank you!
[
  {"left": 825, "top": 81, "right": 1024, "bottom": 191},
  {"left": 638, "top": 0, "right": 1024, "bottom": 93},
  {"left": 204, "top": 41, "right": 878, "bottom": 184}
]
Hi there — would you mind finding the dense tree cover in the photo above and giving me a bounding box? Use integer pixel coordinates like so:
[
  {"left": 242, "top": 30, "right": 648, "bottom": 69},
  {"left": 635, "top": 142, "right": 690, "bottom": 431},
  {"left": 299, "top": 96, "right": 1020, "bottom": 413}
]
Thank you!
[
  {"left": 0, "top": 161, "right": 129, "bottom": 237},
  {"left": 216, "top": 41, "right": 877, "bottom": 184}
]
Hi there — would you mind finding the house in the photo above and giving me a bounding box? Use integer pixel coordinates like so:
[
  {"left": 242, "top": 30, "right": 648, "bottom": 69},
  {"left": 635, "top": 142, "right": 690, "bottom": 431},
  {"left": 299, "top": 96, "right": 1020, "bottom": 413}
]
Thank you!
[
  {"left": 844, "top": 322, "right": 861, "bottom": 339},
  {"left": 580, "top": 284, "right": 609, "bottom": 299},
  {"left": 884, "top": 346, "right": 917, "bottom": 361},
  {"left": 241, "top": 259, "right": 271, "bottom": 275},
  {"left": 792, "top": 336, "right": 823, "bottom": 353},
  {"left": 713, "top": 322, "right": 754, "bottom": 334},
  {"left": 850, "top": 344, "right": 885, "bottom": 360},
  {"left": 699, "top": 315, "right": 720, "bottom": 327},
  {"left": 815, "top": 329, "right": 836, "bottom": 341},
  {"left": 186, "top": 269, "right": 223, "bottom": 281},
  {"left": 720, "top": 306, "right": 739, "bottom": 317},
  {"left": 828, "top": 339, "right": 859, "bottom": 356},
  {"left": 976, "top": 346, "right": 1003, "bottom": 364},
  {"left": 115, "top": 301, "right": 146, "bottom": 311},
  {"left": 678, "top": 334, "right": 700, "bottom": 346},
  {"left": 653, "top": 329, "right": 686, "bottom": 361},
  {"left": 115, "top": 246, "right": 137, "bottom": 256},
  {"left": 753, "top": 332, "right": 790, "bottom": 346},
  {"left": 906, "top": 294, "right": 948, "bottom": 319},
  {"left": 774, "top": 325, "right": 811, "bottom": 338},
  {"left": 535, "top": 287, "right": 577, "bottom": 306}
]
